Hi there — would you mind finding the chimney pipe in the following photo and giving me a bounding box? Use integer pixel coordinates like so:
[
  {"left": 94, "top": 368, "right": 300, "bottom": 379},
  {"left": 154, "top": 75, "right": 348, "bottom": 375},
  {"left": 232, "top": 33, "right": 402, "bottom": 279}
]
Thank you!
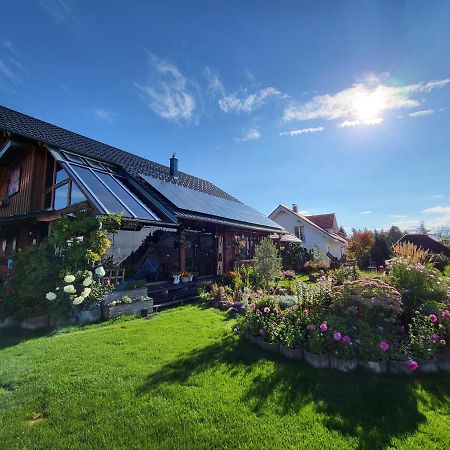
[
  {"left": 292, "top": 204, "right": 298, "bottom": 213},
  {"left": 170, "top": 153, "right": 178, "bottom": 177}
]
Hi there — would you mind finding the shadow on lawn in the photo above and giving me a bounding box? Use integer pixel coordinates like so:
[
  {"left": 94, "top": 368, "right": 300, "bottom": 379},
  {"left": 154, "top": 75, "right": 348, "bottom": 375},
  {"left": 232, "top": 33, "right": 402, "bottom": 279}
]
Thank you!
[
  {"left": 0, "top": 327, "right": 53, "bottom": 350},
  {"left": 138, "top": 335, "right": 450, "bottom": 450}
]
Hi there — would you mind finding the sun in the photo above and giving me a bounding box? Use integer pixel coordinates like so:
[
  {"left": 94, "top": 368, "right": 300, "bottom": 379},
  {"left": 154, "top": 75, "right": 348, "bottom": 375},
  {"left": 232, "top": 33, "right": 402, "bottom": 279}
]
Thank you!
[{"left": 353, "top": 90, "right": 386, "bottom": 120}]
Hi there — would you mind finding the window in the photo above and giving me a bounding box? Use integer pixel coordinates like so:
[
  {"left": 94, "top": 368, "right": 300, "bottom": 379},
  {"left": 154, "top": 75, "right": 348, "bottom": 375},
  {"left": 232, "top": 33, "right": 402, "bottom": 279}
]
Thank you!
[
  {"left": 294, "top": 225, "right": 305, "bottom": 242},
  {"left": 7, "top": 166, "right": 21, "bottom": 197},
  {"left": 44, "top": 161, "right": 86, "bottom": 210}
]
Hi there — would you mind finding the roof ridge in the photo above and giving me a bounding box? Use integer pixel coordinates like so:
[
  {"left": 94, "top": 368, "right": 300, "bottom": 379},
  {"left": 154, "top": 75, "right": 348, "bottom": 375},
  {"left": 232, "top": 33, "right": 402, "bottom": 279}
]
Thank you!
[{"left": 0, "top": 104, "right": 238, "bottom": 202}]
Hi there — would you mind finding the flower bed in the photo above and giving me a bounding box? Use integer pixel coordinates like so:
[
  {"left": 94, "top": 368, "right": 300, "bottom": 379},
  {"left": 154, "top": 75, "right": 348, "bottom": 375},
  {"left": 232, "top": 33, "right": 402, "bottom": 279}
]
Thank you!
[{"left": 102, "top": 296, "right": 153, "bottom": 319}]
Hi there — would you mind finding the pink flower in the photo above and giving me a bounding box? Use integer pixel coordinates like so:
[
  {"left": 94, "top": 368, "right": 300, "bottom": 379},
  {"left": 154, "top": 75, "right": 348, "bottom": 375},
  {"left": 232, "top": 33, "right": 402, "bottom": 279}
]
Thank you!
[
  {"left": 251, "top": 303, "right": 256, "bottom": 309},
  {"left": 273, "top": 307, "right": 279, "bottom": 314},
  {"left": 342, "top": 335, "right": 351, "bottom": 345},
  {"left": 432, "top": 333, "right": 440, "bottom": 343},
  {"left": 259, "top": 329, "right": 265, "bottom": 337},
  {"left": 407, "top": 360, "right": 419, "bottom": 372},
  {"left": 442, "top": 310, "right": 450, "bottom": 319},
  {"left": 380, "top": 341, "right": 390, "bottom": 351},
  {"left": 333, "top": 331, "right": 342, "bottom": 341},
  {"left": 429, "top": 314, "right": 438, "bottom": 323},
  {"left": 263, "top": 307, "right": 270, "bottom": 314},
  {"left": 308, "top": 324, "right": 316, "bottom": 332},
  {"left": 320, "top": 322, "right": 328, "bottom": 332}
]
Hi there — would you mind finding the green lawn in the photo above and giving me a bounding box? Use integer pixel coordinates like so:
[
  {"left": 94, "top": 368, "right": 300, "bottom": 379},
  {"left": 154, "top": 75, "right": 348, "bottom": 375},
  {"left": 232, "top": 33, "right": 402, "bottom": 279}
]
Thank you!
[{"left": 1, "top": 306, "right": 449, "bottom": 450}]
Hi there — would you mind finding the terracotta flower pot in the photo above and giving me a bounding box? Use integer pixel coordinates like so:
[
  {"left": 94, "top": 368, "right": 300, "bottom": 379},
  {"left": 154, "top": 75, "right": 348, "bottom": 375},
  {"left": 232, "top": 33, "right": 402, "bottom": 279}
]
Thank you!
[
  {"left": 437, "top": 353, "right": 450, "bottom": 372},
  {"left": 389, "top": 359, "right": 414, "bottom": 375},
  {"left": 304, "top": 350, "right": 329, "bottom": 369},
  {"left": 258, "top": 339, "right": 280, "bottom": 353},
  {"left": 361, "top": 359, "right": 387, "bottom": 374},
  {"left": 330, "top": 355, "right": 358, "bottom": 372},
  {"left": 280, "top": 345, "right": 303, "bottom": 360},
  {"left": 414, "top": 356, "right": 439, "bottom": 373}
]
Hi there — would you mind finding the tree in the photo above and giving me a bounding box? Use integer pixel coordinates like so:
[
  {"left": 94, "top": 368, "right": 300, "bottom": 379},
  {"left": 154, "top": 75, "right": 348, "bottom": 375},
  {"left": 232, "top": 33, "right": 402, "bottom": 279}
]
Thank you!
[
  {"left": 417, "top": 221, "right": 430, "bottom": 234},
  {"left": 338, "top": 226, "right": 348, "bottom": 238},
  {"left": 386, "top": 226, "right": 404, "bottom": 247},
  {"left": 434, "top": 226, "right": 450, "bottom": 249},
  {"left": 348, "top": 230, "right": 374, "bottom": 268},
  {"left": 370, "top": 231, "right": 391, "bottom": 266},
  {"left": 254, "top": 238, "right": 282, "bottom": 291}
]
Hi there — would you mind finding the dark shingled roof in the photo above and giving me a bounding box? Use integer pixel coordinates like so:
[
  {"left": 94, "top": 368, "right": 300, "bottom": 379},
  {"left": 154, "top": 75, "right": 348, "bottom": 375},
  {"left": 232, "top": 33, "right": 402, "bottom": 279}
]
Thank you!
[
  {"left": 398, "top": 234, "right": 450, "bottom": 258},
  {"left": 0, "top": 105, "right": 237, "bottom": 201}
]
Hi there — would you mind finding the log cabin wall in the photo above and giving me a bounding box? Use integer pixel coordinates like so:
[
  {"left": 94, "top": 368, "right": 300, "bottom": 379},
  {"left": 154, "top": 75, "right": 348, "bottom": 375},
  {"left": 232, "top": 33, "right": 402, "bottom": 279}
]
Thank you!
[{"left": 0, "top": 144, "right": 47, "bottom": 218}]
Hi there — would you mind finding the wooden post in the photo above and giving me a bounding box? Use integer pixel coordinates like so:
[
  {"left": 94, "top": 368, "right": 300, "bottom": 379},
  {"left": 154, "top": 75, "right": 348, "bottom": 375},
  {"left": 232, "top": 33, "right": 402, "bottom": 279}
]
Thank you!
[{"left": 178, "top": 230, "right": 186, "bottom": 273}]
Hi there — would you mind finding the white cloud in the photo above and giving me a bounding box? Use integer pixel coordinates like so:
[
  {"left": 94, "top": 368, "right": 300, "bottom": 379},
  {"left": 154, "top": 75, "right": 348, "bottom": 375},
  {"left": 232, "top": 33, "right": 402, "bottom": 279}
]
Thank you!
[
  {"left": 283, "top": 75, "right": 450, "bottom": 122},
  {"left": 337, "top": 117, "right": 383, "bottom": 128},
  {"left": 432, "top": 194, "right": 445, "bottom": 199},
  {"left": 219, "top": 87, "right": 282, "bottom": 113},
  {"left": 38, "top": 0, "right": 77, "bottom": 25},
  {"left": 93, "top": 108, "right": 116, "bottom": 122},
  {"left": 390, "top": 217, "right": 422, "bottom": 231},
  {"left": 409, "top": 109, "right": 434, "bottom": 117},
  {"left": 358, "top": 211, "right": 372, "bottom": 215},
  {"left": 279, "top": 126, "right": 324, "bottom": 136},
  {"left": 236, "top": 127, "right": 261, "bottom": 142},
  {"left": 204, "top": 67, "right": 225, "bottom": 96},
  {"left": 423, "top": 205, "right": 450, "bottom": 214},
  {"left": 135, "top": 53, "right": 197, "bottom": 123}
]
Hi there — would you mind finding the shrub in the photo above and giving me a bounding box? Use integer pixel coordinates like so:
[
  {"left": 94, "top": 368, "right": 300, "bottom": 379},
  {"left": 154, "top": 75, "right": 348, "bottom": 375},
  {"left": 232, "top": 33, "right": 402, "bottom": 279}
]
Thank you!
[
  {"left": 304, "top": 259, "right": 329, "bottom": 274},
  {"left": 348, "top": 230, "right": 374, "bottom": 268},
  {"left": 329, "top": 266, "right": 358, "bottom": 285},
  {"left": 386, "top": 258, "right": 449, "bottom": 318},
  {"left": 408, "top": 311, "right": 438, "bottom": 359},
  {"left": 278, "top": 308, "right": 305, "bottom": 349},
  {"left": 392, "top": 242, "right": 431, "bottom": 264},
  {"left": 253, "top": 238, "right": 282, "bottom": 291},
  {"left": 305, "top": 323, "right": 328, "bottom": 354},
  {"left": 268, "top": 295, "right": 297, "bottom": 309}
]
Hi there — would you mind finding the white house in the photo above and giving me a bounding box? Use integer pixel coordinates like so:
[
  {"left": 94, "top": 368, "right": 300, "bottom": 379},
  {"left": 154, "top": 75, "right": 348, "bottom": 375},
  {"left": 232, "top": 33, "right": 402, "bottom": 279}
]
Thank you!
[{"left": 269, "top": 204, "right": 348, "bottom": 259}]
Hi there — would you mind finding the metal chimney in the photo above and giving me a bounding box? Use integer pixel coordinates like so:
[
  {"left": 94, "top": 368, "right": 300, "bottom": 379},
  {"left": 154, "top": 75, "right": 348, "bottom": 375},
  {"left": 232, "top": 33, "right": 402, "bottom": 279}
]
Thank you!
[
  {"left": 292, "top": 204, "right": 298, "bottom": 213},
  {"left": 170, "top": 153, "right": 178, "bottom": 177}
]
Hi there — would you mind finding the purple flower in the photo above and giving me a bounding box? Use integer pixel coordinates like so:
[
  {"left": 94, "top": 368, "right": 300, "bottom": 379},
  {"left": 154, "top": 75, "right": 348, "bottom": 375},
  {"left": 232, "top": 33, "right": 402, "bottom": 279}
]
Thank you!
[
  {"left": 432, "top": 333, "right": 440, "bottom": 343},
  {"left": 380, "top": 341, "right": 390, "bottom": 351},
  {"left": 429, "top": 314, "right": 438, "bottom": 323},
  {"left": 342, "top": 335, "right": 351, "bottom": 345},
  {"left": 333, "top": 331, "right": 342, "bottom": 341},
  {"left": 399, "top": 325, "right": 405, "bottom": 334},
  {"left": 320, "top": 322, "right": 328, "bottom": 332},
  {"left": 442, "top": 310, "right": 450, "bottom": 319},
  {"left": 259, "top": 329, "right": 265, "bottom": 337},
  {"left": 251, "top": 303, "right": 256, "bottom": 309},
  {"left": 308, "top": 324, "right": 317, "bottom": 332},
  {"left": 407, "top": 360, "right": 419, "bottom": 372},
  {"left": 263, "top": 307, "right": 270, "bottom": 314}
]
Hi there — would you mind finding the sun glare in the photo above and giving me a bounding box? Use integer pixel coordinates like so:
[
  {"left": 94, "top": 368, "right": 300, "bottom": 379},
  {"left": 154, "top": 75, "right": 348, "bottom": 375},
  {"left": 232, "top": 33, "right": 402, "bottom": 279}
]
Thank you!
[{"left": 353, "top": 90, "right": 386, "bottom": 120}]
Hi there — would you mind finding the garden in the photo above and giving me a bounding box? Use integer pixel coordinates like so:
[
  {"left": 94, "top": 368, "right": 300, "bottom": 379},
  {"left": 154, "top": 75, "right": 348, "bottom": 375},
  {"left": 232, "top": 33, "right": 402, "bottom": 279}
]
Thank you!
[{"left": 202, "top": 238, "right": 450, "bottom": 375}]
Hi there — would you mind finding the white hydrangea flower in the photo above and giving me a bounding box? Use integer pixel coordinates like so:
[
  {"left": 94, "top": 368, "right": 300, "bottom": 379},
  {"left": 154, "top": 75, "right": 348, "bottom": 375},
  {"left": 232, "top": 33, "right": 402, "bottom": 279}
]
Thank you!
[
  {"left": 95, "top": 266, "right": 106, "bottom": 277},
  {"left": 82, "top": 277, "right": 93, "bottom": 286},
  {"left": 45, "top": 292, "right": 57, "bottom": 301},
  {"left": 63, "top": 284, "right": 76, "bottom": 294},
  {"left": 81, "top": 287, "right": 91, "bottom": 298},
  {"left": 72, "top": 296, "right": 84, "bottom": 305},
  {"left": 64, "top": 274, "right": 76, "bottom": 283}
]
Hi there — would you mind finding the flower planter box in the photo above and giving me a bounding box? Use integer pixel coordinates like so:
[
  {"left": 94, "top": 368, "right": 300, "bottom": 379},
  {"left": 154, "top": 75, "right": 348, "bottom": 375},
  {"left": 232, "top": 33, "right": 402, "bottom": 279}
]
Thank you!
[
  {"left": 102, "top": 299, "right": 153, "bottom": 320},
  {"left": 76, "top": 308, "right": 102, "bottom": 324},
  {"left": 0, "top": 316, "right": 19, "bottom": 329},
  {"left": 389, "top": 360, "right": 413, "bottom": 375},
  {"left": 360, "top": 360, "right": 387, "bottom": 374},
  {"left": 304, "top": 350, "right": 329, "bottom": 369},
  {"left": 330, "top": 355, "right": 358, "bottom": 372},
  {"left": 181, "top": 276, "right": 190, "bottom": 283},
  {"left": 437, "top": 354, "right": 450, "bottom": 372},
  {"left": 258, "top": 339, "right": 280, "bottom": 353},
  {"left": 20, "top": 315, "right": 49, "bottom": 330},
  {"left": 280, "top": 345, "right": 303, "bottom": 360},
  {"left": 415, "top": 356, "right": 439, "bottom": 373},
  {"left": 105, "top": 287, "right": 148, "bottom": 304}
]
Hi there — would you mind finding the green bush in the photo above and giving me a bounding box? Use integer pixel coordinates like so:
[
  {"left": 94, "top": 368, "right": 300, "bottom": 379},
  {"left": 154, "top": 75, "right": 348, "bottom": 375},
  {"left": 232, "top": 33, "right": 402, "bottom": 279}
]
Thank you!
[{"left": 253, "top": 238, "right": 282, "bottom": 291}]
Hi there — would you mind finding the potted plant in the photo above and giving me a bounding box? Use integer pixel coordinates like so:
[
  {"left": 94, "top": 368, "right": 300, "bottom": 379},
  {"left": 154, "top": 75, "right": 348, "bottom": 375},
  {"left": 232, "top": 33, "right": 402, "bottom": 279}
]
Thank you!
[
  {"left": 279, "top": 317, "right": 304, "bottom": 360},
  {"left": 256, "top": 304, "right": 280, "bottom": 353},
  {"left": 172, "top": 273, "right": 181, "bottom": 285},
  {"left": 304, "top": 323, "right": 329, "bottom": 368},
  {"left": 358, "top": 328, "right": 389, "bottom": 374},
  {"left": 329, "top": 331, "right": 358, "bottom": 372},
  {"left": 409, "top": 311, "right": 439, "bottom": 373},
  {"left": 436, "top": 309, "right": 450, "bottom": 371},
  {"left": 389, "top": 339, "right": 418, "bottom": 374},
  {"left": 76, "top": 281, "right": 115, "bottom": 324},
  {"left": 181, "top": 271, "right": 191, "bottom": 283}
]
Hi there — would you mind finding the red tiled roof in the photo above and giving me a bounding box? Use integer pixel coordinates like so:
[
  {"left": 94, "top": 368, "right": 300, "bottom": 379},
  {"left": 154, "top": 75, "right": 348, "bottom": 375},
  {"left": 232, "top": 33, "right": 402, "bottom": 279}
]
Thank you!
[
  {"left": 305, "top": 213, "right": 336, "bottom": 230},
  {"left": 399, "top": 234, "right": 450, "bottom": 258}
]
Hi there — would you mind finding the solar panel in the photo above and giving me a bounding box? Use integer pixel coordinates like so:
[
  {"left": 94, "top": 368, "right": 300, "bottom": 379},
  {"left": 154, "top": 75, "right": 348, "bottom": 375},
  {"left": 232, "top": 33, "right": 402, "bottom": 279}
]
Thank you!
[
  {"left": 140, "top": 174, "right": 282, "bottom": 229},
  {"left": 66, "top": 164, "right": 160, "bottom": 222}
]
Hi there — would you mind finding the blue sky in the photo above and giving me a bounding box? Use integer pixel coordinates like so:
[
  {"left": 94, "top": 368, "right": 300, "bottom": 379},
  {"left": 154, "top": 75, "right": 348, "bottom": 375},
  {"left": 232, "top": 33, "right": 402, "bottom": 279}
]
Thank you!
[{"left": 1, "top": 1, "right": 450, "bottom": 233}]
